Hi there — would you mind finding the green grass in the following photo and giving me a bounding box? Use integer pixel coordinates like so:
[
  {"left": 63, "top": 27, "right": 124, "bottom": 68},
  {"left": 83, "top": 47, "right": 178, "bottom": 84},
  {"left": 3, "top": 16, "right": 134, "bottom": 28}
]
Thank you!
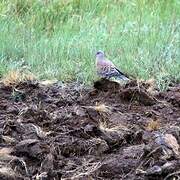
[{"left": 0, "top": 0, "right": 180, "bottom": 89}]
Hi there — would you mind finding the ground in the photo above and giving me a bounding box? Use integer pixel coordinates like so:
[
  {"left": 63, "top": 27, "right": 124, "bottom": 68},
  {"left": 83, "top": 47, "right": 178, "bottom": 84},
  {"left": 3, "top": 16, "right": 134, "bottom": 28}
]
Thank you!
[{"left": 0, "top": 79, "right": 179, "bottom": 179}]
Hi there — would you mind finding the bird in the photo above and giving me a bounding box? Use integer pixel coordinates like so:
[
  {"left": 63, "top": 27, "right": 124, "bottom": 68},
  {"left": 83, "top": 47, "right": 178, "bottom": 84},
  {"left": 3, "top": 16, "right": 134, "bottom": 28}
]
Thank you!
[{"left": 95, "top": 50, "right": 130, "bottom": 81}]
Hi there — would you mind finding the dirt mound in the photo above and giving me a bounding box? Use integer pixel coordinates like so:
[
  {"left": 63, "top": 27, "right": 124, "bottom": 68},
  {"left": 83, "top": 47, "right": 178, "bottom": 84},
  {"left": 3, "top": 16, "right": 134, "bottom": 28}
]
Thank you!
[{"left": 0, "top": 79, "right": 179, "bottom": 179}]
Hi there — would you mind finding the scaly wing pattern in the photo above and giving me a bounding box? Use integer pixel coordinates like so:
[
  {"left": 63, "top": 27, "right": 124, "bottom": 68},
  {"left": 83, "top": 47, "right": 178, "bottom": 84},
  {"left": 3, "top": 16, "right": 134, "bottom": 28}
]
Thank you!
[{"left": 96, "top": 59, "right": 129, "bottom": 80}]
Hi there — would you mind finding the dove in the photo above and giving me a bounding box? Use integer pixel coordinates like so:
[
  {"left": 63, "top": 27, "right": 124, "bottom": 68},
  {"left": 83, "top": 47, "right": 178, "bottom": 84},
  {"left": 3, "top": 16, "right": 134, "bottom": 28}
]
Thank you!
[{"left": 95, "top": 50, "right": 129, "bottom": 81}]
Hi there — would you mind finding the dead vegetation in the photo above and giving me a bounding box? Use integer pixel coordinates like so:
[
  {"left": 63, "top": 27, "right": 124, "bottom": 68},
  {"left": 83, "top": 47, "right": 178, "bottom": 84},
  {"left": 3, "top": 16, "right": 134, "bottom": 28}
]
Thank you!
[
  {"left": 0, "top": 79, "right": 179, "bottom": 179},
  {"left": 1, "top": 70, "right": 36, "bottom": 87}
]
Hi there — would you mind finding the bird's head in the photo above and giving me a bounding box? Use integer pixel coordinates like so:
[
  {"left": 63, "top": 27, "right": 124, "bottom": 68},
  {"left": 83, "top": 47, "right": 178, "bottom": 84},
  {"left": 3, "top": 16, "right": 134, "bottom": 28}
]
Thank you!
[{"left": 95, "top": 50, "right": 105, "bottom": 60}]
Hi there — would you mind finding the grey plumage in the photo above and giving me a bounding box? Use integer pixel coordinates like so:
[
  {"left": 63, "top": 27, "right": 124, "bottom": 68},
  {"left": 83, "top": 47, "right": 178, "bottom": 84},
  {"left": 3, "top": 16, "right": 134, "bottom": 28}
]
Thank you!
[{"left": 95, "top": 50, "right": 129, "bottom": 81}]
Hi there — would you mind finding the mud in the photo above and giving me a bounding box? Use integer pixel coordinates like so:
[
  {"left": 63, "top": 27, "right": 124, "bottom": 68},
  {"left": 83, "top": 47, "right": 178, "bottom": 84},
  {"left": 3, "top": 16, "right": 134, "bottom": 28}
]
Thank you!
[{"left": 0, "top": 79, "right": 179, "bottom": 180}]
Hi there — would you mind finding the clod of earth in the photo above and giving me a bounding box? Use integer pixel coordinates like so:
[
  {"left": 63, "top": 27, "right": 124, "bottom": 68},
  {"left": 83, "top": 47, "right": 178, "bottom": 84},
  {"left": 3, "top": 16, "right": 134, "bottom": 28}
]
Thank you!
[{"left": 0, "top": 79, "right": 179, "bottom": 179}]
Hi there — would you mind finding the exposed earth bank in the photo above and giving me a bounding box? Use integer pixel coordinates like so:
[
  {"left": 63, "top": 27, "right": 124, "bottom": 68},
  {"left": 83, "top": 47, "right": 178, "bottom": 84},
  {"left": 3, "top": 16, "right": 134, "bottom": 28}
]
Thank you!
[{"left": 0, "top": 79, "right": 179, "bottom": 179}]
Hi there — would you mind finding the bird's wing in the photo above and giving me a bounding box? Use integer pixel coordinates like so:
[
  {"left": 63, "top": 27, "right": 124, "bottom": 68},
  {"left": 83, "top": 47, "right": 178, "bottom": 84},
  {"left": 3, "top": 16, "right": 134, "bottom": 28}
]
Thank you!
[
  {"left": 114, "top": 67, "right": 127, "bottom": 77},
  {"left": 96, "top": 59, "right": 118, "bottom": 76},
  {"left": 96, "top": 59, "right": 129, "bottom": 80},
  {"left": 106, "top": 59, "right": 129, "bottom": 78}
]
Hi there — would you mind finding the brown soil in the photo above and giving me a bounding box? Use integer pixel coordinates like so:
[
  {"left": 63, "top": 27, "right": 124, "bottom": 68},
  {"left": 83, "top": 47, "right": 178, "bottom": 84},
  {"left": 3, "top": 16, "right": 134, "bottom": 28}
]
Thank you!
[{"left": 0, "top": 79, "right": 179, "bottom": 180}]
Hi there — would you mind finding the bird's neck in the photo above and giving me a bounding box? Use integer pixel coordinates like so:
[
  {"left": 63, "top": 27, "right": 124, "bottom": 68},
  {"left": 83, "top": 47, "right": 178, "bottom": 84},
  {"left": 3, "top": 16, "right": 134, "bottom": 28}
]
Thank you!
[{"left": 96, "top": 57, "right": 105, "bottom": 62}]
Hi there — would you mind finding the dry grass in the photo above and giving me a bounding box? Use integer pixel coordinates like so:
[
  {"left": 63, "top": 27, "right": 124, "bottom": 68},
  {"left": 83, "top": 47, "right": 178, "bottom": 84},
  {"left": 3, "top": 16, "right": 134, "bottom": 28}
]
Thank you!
[
  {"left": 99, "top": 121, "right": 130, "bottom": 133},
  {"left": 30, "top": 124, "right": 52, "bottom": 138},
  {"left": 145, "top": 78, "right": 156, "bottom": 87},
  {"left": 94, "top": 103, "right": 111, "bottom": 114},
  {"left": 146, "top": 119, "right": 161, "bottom": 131},
  {"left": 1, "top": 70, "right": 36, "bottom": 86},
  {"left": 145, "top": 78, "right": 158, "bottom": 95},
  {"left": 62, "top": 160, "right": 102, "bottom": 180},
  {"left": 39, "top": 79, "right": 58, "bottom": 86}
]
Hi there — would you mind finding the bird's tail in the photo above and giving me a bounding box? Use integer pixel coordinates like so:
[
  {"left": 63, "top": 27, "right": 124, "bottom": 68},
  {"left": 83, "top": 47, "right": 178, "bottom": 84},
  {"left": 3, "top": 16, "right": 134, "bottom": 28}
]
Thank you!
[
  {"left": 114, "top": 68, "right": 130, "bottom": 81},
  {"left": 116, "top": 74, "right": 130, "bottom": 81}
]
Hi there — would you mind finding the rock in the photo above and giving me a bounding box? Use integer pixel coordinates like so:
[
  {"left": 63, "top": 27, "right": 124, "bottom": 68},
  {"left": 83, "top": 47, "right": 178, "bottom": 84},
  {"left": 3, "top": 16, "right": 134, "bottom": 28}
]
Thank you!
[
  {"left": 146, "top": 165, "right": 162, "bottom": 176},
  {"left": 164, "top": 134, "right": 179, "bottom": 156}
]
